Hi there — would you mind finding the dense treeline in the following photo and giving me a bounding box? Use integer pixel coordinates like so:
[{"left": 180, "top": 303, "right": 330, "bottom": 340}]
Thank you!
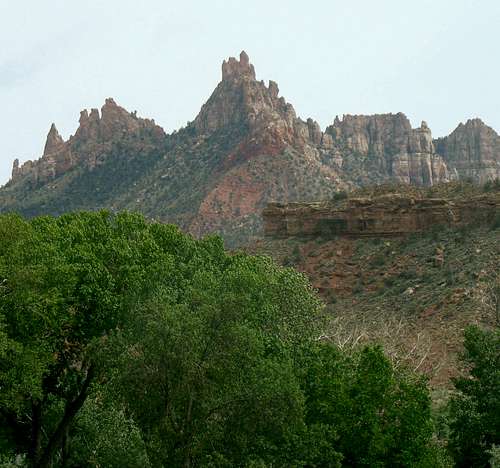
[{"left": 0, "top": 212, "right": 497, "bottom": 467}]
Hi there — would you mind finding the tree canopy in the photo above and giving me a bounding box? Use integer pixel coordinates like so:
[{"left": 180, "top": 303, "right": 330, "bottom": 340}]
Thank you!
[
  {"left": 0, "top": 211, "right": 447, "bottom": 467},
  {"left": 448, "top": 326, "right": 500, "bottom": 467}
]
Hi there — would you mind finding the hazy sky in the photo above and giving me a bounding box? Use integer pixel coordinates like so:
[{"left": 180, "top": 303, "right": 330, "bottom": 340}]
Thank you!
[{"left": 1, "top": 0, "right": 499, "bottom": 184}]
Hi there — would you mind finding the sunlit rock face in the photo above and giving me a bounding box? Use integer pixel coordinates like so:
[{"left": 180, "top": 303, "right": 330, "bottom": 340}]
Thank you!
[{"left": 435, "top": 118, "right": 500, "bottom": 183}]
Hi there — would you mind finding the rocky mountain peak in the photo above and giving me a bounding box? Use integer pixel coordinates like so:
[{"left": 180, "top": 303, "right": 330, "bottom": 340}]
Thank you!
[
  {"left": 323, "top": 112, "right": 450, "bottom": 185},
  {"left": 193, "top": 51, "right": 297, "bottom": 139},
  {"left": 72, "top": 98, "right": 162, "bottom": 144},
  {"left": 98, "top": 97, "right": 144, "bottom": 140},
  {"left": 326, "top": 113, "right": 413, "bottom": 150},
  {"left": 463, "top": 118, "right": 485, "bottom": 128},
  {"left": 43, "top": 123, "right": 65, "bottom": 157},
  {"left": 3, "top": 51, "right": 499, "bottom": 245},
  {"left": 434, "top": 118, "right": 500, "bottom": 182},
  {"left": 221, "top": 50, "right": 256, "bottom": 81},
  {"left": 8, "top": 98, "right": 165, "bottom": 185},
  {"left": 74, "top": 107, "right": 100, "bottom": 141}
]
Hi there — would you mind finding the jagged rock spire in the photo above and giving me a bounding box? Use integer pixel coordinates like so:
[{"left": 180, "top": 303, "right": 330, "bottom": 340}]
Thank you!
[
  {"left": 11, "top": 158, "right": 20, "bottom": 179},
  {"left": 43, "top": 123, "right": 64, "bottom": 157},
  {"left": 194, "top": 51, "right": 298, "bottom": 137},
  {"left": 221, "top": 50, "right": 256, "bottom": 81}
]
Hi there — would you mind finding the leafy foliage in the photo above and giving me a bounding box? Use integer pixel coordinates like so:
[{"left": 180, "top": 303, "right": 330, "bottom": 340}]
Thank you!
[
  {"left": 67, "top": 397, "right": 150, "bottom": 468},
  {"left": 448, "top": 326, "right": 500, "bottom": 467},
  {"left": 0, "top": 211, "right": 446, "bottom": 467},
  {"left": 0, "top": 211, "right": 174, "bottom": 466},
  {"left": 302, "top": 344, "right": 443, "bottom": 467}
]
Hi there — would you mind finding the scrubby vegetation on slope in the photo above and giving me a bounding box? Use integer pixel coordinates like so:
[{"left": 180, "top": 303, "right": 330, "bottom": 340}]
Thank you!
[{"left": 252, "top": 181, "right": 500, "bottom": 387}]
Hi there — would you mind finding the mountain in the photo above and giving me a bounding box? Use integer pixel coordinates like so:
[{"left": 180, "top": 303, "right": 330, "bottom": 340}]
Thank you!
[
  {"left": 1, "top": 51, "right": 499, "bottom": 245},
  {"left": 434, "top": 118, "right": 500, "bottom": 182}
]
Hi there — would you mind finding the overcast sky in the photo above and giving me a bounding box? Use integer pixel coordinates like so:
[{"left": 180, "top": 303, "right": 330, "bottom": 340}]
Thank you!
[{"left": 0, "top": 0, "right": 499, "bottom": 184}]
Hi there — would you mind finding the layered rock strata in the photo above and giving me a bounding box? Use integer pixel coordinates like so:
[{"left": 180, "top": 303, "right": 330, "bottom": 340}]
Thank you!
[
  {"left": 434, "top": 119, "right": 500, "bottom": 182},
  {"left": 263, "top": 194, "right": 500, "bottom": 239}
]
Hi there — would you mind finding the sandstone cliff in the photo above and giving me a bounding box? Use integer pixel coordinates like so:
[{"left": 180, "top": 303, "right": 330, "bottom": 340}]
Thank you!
[
  {"left": 251, "top": 200, "right": 500, "bottom": 387},
  {"left": 323, "top": 114, "right": 451, "bottom": 186},
  {"left": 435, "top": 119, "right": 500, "bottom": 183},
  {"left": 263, "top": 192, "right": 499, "bottom": 239}
]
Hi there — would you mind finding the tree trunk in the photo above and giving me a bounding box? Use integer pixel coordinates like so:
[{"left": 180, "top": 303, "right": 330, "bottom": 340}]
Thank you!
[
  {"left": 61, "top": 426, "right": 69, "bottom": 467},
  {"left": 36, "top": 365, "right": 94, "bottom": 468},
  {"left": 29, "top": 399, "right": 42, "bottom": 465},
  {"left": 182, "top": 396, "right": 194, "bottom": 468}
]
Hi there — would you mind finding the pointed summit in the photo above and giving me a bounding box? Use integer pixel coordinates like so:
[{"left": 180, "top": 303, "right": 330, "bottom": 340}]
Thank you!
[
  {"left": 222, "top": 50, "right": 256, "bottom": 81},
  {"left": 194, "top": 51, "right": 297, "bottom": 136},
  {"left": 464, "top": 117, "right": 485, "bottom": 128},
  {"left": 434, "top": 118, "right": 500, "bottom": 182},
  {"left": 43, "top": 123, "right": 64, "bottom": 157}
]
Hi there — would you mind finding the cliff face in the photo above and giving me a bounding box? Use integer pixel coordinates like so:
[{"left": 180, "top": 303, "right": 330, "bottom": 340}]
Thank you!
[
  {"left": 251, "top": 208, "right": 500, "bottom": 387},
  {"left": 263, "top": 193, "right": 500, "bottom": 239},
  {"left": 2, "top": 51, "right": 499, "bottom": 245},
  {"left": 435, "top": 119, "right": 500, "bottom": 183},
  {"left": 324, "top": 114, "right": 451, "bottom": 186}
]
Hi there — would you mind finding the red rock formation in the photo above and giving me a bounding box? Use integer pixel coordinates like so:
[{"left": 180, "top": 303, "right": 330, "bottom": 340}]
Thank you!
[
  {"left": 43, "top": 124, "right": 65, "bottom": 156},
  {"left": 10, "top": 99, "right": 165, "bottom": 184},
  {"left": 263, "top": 193, "right": 499, "bottom": 239},
  {"left": 193, "top": 50, "right": 302, "bottom": 153},
  {"left": 221, "top": 50, "right": 256, "bottom": 81},
  {"left": 3, "top": 51, "right": 499, "bottom": 245}
]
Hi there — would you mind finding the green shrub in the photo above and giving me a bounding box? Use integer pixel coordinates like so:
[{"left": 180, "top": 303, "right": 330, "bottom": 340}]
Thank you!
[
  {"left": 483, "top": 178, "right": 500, "bottom": 192},
  {"left": 331, "top": 191, "right": 348, "bottom": 202},
  {"left": 491, "top": 213, "right": 500, "bottom": 230},
  {"left": 399, "top": 268, "right": 418, "bottom": 280},
  {"left": 488, "top": 445, "right": 500, "bottom": 468},
  {"left": 370, "top": 253, "right": 386, "bottom": 267},
  {"left": 353, "top": 279, "right": 364, "bottom": 294},
  {"left": 384, "top": 276, "right": 396, "bottom": 288}
]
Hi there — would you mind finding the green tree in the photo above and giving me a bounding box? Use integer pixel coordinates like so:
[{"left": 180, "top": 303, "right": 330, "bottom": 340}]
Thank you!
[
  {"left": 66, "top": 396, "right": 150, "bottom": 468},
  {"left": 108, "top": 249, "right": 328, "bottom": 466},
  {"left": 448, "top": 326, "right": 500, "bottom": 467},
  {"left": 0, "top": 211, "right": 173, "bottom": 466},
  {"left": 0, "top": 210, "right": 447, "bottom": 467},
  {"left": 302, "top": 344, "right": 446, "bottom": 467}
]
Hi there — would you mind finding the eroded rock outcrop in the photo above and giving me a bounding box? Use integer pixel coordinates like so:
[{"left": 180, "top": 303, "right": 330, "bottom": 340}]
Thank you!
[
  {"left": 221, "top": 50, "right": 256, "bottom": 81},
  {"left": 193, "top": 50, "right": 302, "bottom": 152},
  {"left": 186, "top": 52, "right": 347, "bottom": 239},
  {"left": 263, "top": 193, "right": 500, "bottom": 239},
  {"left": 43, "top": 124, "right": 65, "bottom": 157},
  {"left": 10, "top": 99, "right": 165, "bottom": 185},
  {"left": 435, "top": 119, "right": 500, "bottom": 183},
  {"left": 324, "top": 114, "right": 451, "bottom": 185}
]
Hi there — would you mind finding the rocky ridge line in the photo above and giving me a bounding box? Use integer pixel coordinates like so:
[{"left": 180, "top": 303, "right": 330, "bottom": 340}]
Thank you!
[
  {"left": 3, "top": 51, "right": 500, "bottom": 244},
  {"left": 11, "top": 98, "right": 165, "bottom": 185}
]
